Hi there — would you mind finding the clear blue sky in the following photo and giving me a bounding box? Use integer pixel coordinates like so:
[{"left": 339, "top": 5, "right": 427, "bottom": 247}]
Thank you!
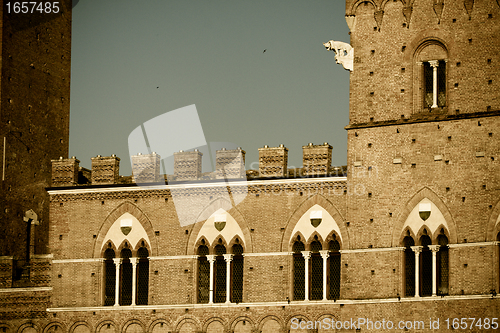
[{"left": 69, "top": 0, "right": 350, "bottom": 176}]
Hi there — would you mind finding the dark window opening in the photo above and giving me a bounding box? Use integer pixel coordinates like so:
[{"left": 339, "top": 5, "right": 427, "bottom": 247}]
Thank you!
[
  {"left": 420, "top": 235, "right": 432, "bottom": 297},
  {"left": 231, "top": 244, "right": 244, "bottom": 303},
  {"left": 437, "top": 235, "right": 449, "bottom": 295},
  {"left": 310, "top": 241, "right": 323, "bottom": 300},
  {"left": 104, "top": 248, "right": 115, "bottom": 306},
  {"left": 197, "top": 245, "right": 209, "bottom": 303},
  {"left": 137, "top": 247, "right": 149, "bottom": 305},
  {"left": 120, "top": 248, "right": 132, "bottom": 305},
  {"left": 328, "top": 240, "right": 341, "bottom": 300},
  {"left": 403, "top": 236, "right": 415, "bottom": 297},
  {"left": 214, "top": 244, "right": 226, "bottom": 303},
  {"left": 293, "top": 241, "right": 305, "bottom": 300}
]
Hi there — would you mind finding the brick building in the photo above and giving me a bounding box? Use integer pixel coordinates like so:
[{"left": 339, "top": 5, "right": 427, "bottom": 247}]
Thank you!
[{"left": 1, "top": 0, "right": 500, "bottom": 332}]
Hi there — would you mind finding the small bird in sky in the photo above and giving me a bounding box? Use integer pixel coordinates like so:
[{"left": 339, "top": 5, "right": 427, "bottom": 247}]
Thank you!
[
  {"left": 157, "top": 87, "right": 159, "bottom": 89},
  {"left": 263, "top": 49, "right": 266, "bottom": 53}
]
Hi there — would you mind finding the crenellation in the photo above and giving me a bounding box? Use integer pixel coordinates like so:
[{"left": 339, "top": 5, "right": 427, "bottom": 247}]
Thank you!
[
  {"left": 174, "top": 149, "right": 203, "bottom": 181},
  {"left": 90, "top": 155, "right": 120, "bottom": 185},
  {"left": 51, "top": 156, "right": 80, "bottom": 187},
  {"left": 258, "top": 144, "right": 288, "bottom": 178},
  {"left": 302, "top": 142, "right": 333, "bottom": 177},
  {"left": 215, "top": 147, "right": 246, "bottom": 179},
  {"left": 131, "top": 152, "right": 161, "bottom": 183}
]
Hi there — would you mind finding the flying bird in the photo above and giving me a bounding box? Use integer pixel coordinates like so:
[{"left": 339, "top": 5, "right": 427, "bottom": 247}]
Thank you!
[{"left": 263, "top": 49, "right": 266, "bottom": 53}]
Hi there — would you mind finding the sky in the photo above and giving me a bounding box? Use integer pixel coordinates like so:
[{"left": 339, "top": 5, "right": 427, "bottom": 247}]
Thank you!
[{"left": 69, "top": 0, "right": 350, "bottom": 176}]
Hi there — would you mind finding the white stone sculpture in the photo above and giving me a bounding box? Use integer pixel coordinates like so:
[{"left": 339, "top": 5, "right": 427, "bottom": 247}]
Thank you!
[{"left": 323, "top": 40, "right": 354, "bottom": 72}]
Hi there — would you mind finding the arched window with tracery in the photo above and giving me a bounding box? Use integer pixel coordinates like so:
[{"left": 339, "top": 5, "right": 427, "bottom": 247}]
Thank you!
[
  {"left": 137, "top": 246, "right": 149, "bottom": 305},
  {"left": 328, "top": 239, "right": 341, "bottom": 300},
  {"left": 403, "top": 236, "right": 415, "bottom": 297},
  {"left": 310, "top": 240, "right": 323, "bottom": 300},
  {"left": 197, "top": 244, "right": 209, "bottom": 304},
  {"left": 293, "top": 240, "right": 305, "bottom": 301},
  {"left": 231, "top": 243, "right": 244, "bottom": 303},
  {"left": 120, "top": 248, "right": 133, "bottom": 305},
  {"left": 104, "top": 248, "right": 115, "bottom": 306},
  {"left": 420, "top": 234, "right": 432, "bottom": 297},
  {"left": 437, "top": 234, "right": 448, "bottom": 295},
  {"left": 214, "top": 244, "right": 226, "bottom": 303}
]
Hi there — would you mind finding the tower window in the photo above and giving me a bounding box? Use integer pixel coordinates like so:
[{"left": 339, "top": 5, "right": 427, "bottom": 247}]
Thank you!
[{"left": 423, "top": 60, "right": 446, "bottom": 108}]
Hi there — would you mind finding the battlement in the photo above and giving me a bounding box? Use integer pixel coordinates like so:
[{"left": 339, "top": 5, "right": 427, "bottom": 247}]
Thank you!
[
  {"left": 302, "top": 142, "right": 333, "bottom": 177},
  {"left": 50, "top": 143, "right": 346, "bottom": 187},
  {"left": 90, "top": 155, "right": 120, "bottom": 185}
]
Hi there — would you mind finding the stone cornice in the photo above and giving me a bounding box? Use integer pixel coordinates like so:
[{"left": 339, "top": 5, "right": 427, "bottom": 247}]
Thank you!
[
  {"left": 345, "top": 110, "right": 500, "bottom": 130},
  {"left": 47, "top": 177, "right": 347, "bottom": 201}
]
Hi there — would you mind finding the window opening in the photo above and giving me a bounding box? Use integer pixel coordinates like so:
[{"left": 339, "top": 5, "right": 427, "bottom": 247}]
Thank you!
[
  {"left": 328, "top": 240, "right": 341, "bottom": 300},
  {"left": 293, "top": 241, "right": 305, "bottom": 300},
  {"left": 197, "top": 245, "right": 209, "bottom": 303},
  {"left": 104, "top": 248, "right": 115, "bottom": 306},
  {"left": 420, "top": 235, "right": 432, "bottom": 296}
]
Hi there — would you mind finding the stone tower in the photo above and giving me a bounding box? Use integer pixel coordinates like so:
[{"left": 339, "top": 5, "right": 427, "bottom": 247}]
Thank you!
[
  {"left": 0, "top": 0, "right": 72, "bottom": 260},
  {"left": 343, "top": 0, "right": 500, "bottom": 298}
]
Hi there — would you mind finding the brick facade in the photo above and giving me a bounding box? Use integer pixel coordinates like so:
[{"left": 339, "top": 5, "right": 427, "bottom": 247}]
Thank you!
[{"left": 1, "top": 0, "right": 500, "bottom": 332}]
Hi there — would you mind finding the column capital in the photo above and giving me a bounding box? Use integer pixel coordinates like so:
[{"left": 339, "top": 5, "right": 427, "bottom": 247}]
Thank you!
[
  {"left": 319, "top": 250, "right": 329, "bottom": 259},
  {"left": 130, "top": 257, "right": 138, "bottom": 265},
  {"left": 429, "top": 245, "right": 440, "bottom": 252},
  {"left": 206, "top": 255, "right": 216, "bottom": 263},
  {"left": 112, "top": 258, "right": 122, "bottom": 265},
  {"left": 301, "top": 251, "right": 311, "bottom": 260},
  {"left": 428, "top": 60, "right": 439, "bottom": 67},
  {"left": 223, "top": 254, "right": 233, "bottom": 262},
  {"left": 410, "top": 246, "right": 423, "bottom": 254}
]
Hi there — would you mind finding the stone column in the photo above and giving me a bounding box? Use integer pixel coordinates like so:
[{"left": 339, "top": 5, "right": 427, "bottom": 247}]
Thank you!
[
  {"left": 224, "top": 254, "right": 233, "bottom": 303},
  {"left": 411, "top": 246, "right": 422, "bottom": 297},
  {"left": 320, "top": 250, "right": 329, "bottom": 301},
  {"left": 113, "top": 258, "right": 121, "bottom": 306},
  {"left": 429, "top": 245, "right": 440, "bottom": 296},
  {"left": 302, "top": 251, "right": 311, "bottom": 301},
  {"left": 130, "top": 258, "right": 138, "bottom": 305},
  {"left": 429, "top": 60, "right": 439, "bottom": 108},
  {"left": 207, "top": 255, "right": 216, "bottom": 304}
]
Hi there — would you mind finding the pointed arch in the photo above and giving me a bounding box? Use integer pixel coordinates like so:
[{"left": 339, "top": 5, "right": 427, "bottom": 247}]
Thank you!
[
  {"left": 486, "top": 198, "right": 500, "bottom": 241},
  {"left": 282, "top": 194, "right": 348, "bottom": 251},
  {"left": 391, "top": 187, "right": 457, "bottom": 246},
  {"left": 93, "top": 201, "right": 158, "bottom": 258},
  {"left": 347, "top": 0, "right": 378, "bottom": 16},
  {"left": 186, "top": 198, "right": 253, "bottom": 255}
]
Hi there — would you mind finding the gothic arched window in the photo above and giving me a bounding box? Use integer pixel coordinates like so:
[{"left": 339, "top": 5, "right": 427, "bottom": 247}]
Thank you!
[
  {"left": 328, "top": 239, "right": 341, "bottom": 300},
  {"left": 120, "top": 248, "right": 133, "bottom": 305},
  {"left": 197, "top": 245, "right": 209, "bottom": 304},
  {"left": 104, "top": 248, "right": 115, "bottom": 306},
  {"left": 403, "top": 236, "right": 415, "bottom": 297},
  {"left": 214, "top": 244, "right": 226, "bottom": 303},
  {"left": 293, "top": 240, "right": 305, "bottom": 301},
  {"left": 310, "top": 240, "right": 323, "bottom": 300},
  {"left": 137, "top": 246, "right": 149, "bottom": 305},
  {"left": 420, "top": 235, "right": 432, "bottom": 297},
  {"left": 231, "top": 243, "right": 244, "bottom": 303}
]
